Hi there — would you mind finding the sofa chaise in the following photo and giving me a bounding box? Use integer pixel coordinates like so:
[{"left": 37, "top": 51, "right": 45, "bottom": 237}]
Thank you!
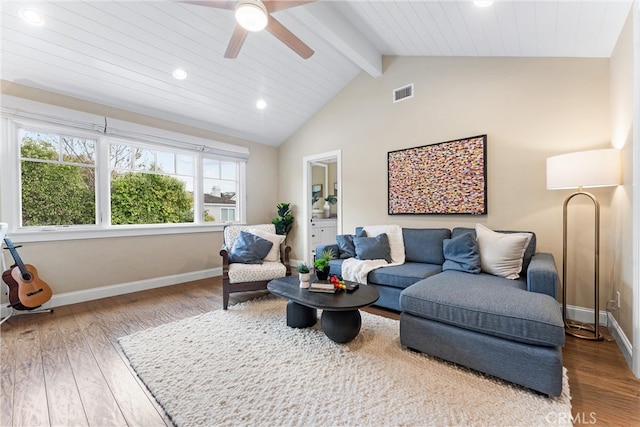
[{"left": 316, "top": 225, "right": 565, "bottom": 396}]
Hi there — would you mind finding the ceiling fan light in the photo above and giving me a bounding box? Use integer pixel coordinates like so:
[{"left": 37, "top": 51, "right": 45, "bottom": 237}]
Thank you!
[{"left": 235, "top": 1, "right": 268, "bottom": 32}]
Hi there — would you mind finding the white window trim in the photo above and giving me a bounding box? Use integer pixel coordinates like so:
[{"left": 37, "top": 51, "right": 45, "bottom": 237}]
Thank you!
[{"left": 0, "top": 96, "right": 248, "bottom": 243}]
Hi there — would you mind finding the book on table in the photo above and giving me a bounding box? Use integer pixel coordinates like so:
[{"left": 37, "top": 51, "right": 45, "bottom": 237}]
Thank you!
[
  {"left": 308, "top": 287, "right": 336, "bottom": 293},
  {"left": 309, "top": 281, "right": 335, "bottom": 292}
]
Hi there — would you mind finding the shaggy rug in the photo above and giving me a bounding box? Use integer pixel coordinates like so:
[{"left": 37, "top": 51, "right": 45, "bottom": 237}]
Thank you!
[{"left": 118, "top": 297, "right": 572, "bottom": 427}]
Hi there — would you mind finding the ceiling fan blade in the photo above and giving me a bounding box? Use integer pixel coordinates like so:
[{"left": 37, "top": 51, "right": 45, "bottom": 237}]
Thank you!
[
  {"left": 264, "top": 1, "right": 315, "bottom": 13},
  {"left": 265, "top": 15, "right": 314, "bottom": 59},
  {"left": 180, "top": 1, "right": 236, "bottom": 10},
  {"left": 224, "top": 24, "right": 249, "bottom": 58}
]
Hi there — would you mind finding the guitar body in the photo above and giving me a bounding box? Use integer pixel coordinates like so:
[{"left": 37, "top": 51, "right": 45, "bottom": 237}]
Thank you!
[
  {"left": 10, "top": 264, "right": 52, "bottom": 309},
  {"left": 1, "top": 269, "right": 30, "bottom": 310}
]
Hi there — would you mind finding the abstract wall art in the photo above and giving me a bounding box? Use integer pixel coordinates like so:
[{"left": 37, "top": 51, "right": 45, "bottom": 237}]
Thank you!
[{"left": 388, "top": 135, "right": 487, "bottom": 215}]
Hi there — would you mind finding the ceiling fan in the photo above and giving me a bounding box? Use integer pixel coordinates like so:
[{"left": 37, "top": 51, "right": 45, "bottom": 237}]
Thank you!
[{"left": 183, "top": 0, "right": 315, "bottom": 59}]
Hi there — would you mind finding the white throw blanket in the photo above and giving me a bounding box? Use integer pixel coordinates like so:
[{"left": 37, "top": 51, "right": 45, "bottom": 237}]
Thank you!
[
  {"left": 342, "top": 258, "right": 388, "bottom": 284},
  {"left": 341, "top": 224, "right": 406, "bottom": 284}
]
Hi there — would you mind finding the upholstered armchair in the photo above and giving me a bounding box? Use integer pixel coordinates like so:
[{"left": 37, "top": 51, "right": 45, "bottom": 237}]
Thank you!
[{"left": 220, "top": 224, "right": 291, "bottom": 309}]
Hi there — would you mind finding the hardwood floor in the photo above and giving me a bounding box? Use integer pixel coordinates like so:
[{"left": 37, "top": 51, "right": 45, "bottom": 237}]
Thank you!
[{"left": 1, "top": 277, "right": 639, "bottom": 426}]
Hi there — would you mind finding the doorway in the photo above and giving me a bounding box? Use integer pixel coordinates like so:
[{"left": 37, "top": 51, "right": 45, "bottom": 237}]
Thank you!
[{"left": 302, "top": 150, "right": 341, "bottom": 265}]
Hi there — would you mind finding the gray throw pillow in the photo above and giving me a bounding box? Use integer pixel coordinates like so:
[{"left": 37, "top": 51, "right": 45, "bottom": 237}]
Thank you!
[
  {"left": 354, "top": 233, "right": 392, "bottom": 263},
  {"left": 336, "top": 229, "right": 367, "bottom": 259},
  {"left": 336, "top": 234, "right": 356, "bottom": 259},
  {"left": 442, "top": 232, "right": 481, "bottom": 274},
  {"left": 229, "top": 231, "right": 273, "bottom": 264}
]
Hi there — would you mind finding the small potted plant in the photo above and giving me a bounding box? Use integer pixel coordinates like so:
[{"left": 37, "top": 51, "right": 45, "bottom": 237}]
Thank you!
[
  {"left": 314, "top": 249, "right": 335, "bottom": 281},
  {"left": 297, "top": 263, "right": 311, "bottom": 288}
]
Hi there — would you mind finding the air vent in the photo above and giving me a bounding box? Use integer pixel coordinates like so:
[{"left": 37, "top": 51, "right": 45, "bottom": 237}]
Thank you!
[{"left": 393, "top": 84, "right": 414, "bottom": 103}]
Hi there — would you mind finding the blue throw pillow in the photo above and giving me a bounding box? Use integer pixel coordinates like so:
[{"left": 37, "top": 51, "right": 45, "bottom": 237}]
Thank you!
[
  {"left": 354, "top": 233, "right": 392, "bottom": 263},
  {"left": 442, "top": 232, "right": 481, "bottom": 274},
  {"left": 336, "top": 229, "right": 367, "bottom": 259},
  {"left": 229, "top": 231, "right": 273, "bottom": 264},
  {"left": 336, "top": 234, "right": 356, "bottom": 259}
]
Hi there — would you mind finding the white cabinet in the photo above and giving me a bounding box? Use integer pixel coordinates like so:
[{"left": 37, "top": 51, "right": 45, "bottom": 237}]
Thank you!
[{"left": 310, "top": 219, "right": 337, "bottom": 258}]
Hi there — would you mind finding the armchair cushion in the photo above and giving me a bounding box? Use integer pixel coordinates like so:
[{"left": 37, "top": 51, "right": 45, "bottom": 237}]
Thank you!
[
  {"left": 228, "top": 262, "right": 287, "bottom": 283},
  {"left": 229, "top": 231, "right": 273, "bottom": 264},
  {"left": 224, "top": 223, "right": 277, "bottom": 250},
  {"left": 248, "top": 229, "right": 285, "bottom": 262}
]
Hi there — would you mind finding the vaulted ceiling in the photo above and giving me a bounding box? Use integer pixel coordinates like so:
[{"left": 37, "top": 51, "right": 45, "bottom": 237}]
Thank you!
[{"left": 0, "top": 1, "right": 633, "bottom": 146}]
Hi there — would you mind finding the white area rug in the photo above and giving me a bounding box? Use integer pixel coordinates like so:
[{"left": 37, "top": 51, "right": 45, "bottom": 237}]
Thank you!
[{"left": 118, "top": 297, "right": 572, "bottom": 426}]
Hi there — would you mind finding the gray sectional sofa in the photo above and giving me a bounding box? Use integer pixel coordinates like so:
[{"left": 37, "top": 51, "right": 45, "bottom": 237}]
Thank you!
[{"left": 316, "top": 226, "right": 565, "bottom": 396}]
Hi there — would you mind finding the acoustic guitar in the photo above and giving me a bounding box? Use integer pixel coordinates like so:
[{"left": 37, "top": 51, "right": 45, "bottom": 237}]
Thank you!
[{"left": 2, "top": 237, "right": 52, "bottom": 309}]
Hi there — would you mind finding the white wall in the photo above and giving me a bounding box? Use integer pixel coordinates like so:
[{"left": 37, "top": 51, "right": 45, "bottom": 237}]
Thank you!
[{"left": 279, "top": 55, "right": 616, "bottom": 324}]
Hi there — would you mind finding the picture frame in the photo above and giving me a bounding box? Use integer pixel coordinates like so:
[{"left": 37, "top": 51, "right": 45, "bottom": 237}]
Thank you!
[
  {"left": 387, "top": 134, "right": 487, "bottom": 215},
  {"left": 312, "top": 184, "right": 322, "bottom": 202}
]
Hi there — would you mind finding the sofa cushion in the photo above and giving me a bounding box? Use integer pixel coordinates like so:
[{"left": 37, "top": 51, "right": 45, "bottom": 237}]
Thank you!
[
  {"left": 452, "top": 227, "right": 537, "bottom": 275},
  {"left": 475, "top": 224, "right": 532, "bottom": 279},
  {"left": 354, "top": 233, "right": 392, "bottom": 262},
  {"left": 442, "top": 232, "right": 481, "bottom": 274},
  {"left": 367, "top": 262, "right": 442, "bottom": 289},
  {"left": 336, "top": 234, "right": 356, "bottom": 259},
  {"left": 402, "top": 228, "right": 451, "bottom": 265},
  {"left": 336, "top": 229, "right": 367, "bottom": 259},
  {"left": 399, "top": 271, "right": 565, "bottom": 347}
]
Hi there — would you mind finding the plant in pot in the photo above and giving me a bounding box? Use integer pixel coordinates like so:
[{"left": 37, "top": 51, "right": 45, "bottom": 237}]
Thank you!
[
  {"left": 314, "top": 249, "right": 335, "bottom": 281},
  {"left": 297, "top": 263, "right": 311, "bottom": 288},
  {"left": 272, "top": 202, "right": 294, "bottom": 237}
]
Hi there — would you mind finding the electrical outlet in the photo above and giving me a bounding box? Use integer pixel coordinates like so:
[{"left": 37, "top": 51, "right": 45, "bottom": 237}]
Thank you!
[{"left": 616, "top": 291, "right": 621, "bottom": 309}]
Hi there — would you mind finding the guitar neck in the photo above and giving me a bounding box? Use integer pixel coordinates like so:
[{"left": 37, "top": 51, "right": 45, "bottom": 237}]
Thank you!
[{"left": 3, "top": 238, "right": 31, "bottom": 280}]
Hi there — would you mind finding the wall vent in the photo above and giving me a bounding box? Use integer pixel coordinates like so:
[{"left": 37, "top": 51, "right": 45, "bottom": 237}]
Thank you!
[{"left": 393, "top": 84, "right": 414, "bottom": 103}]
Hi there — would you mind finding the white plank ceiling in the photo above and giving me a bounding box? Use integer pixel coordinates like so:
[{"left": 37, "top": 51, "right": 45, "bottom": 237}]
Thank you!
[{"left": 0, "top": 1, "right": 633, "bottom": 146}]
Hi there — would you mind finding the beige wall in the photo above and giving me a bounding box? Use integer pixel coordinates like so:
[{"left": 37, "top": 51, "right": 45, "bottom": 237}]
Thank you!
[
  {"left": 280, "top": 56, "right": 616, "bottom": 314},
  {"left": 0, "top": 81, "right": 280, "bottom": 295},
  {"left": 609, "top": 11, "right": 634, "bottom": 339}
]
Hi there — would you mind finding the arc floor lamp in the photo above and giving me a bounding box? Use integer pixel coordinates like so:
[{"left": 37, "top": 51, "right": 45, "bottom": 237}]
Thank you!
[{"left": 546, "top": 148, "right": 620, "bottom": 340}]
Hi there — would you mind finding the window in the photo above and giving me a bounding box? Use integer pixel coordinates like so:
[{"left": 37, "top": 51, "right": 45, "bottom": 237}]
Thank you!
[
  {"left": 19, "top": 129, "right": 97, "bottom": 227},
  {"left": 219, "top": 207, "right": 236, "bottom": 222},
  {"left": 109, "top": 143, "right": 196, "bottom": 225},
  {"left": 1, "top": 102, "right": 248, "bottom": 240}
]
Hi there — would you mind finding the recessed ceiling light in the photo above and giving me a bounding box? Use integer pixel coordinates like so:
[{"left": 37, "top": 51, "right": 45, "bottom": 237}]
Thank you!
[
  {"left": 473, "top": 1, "right": 494, "bottom": 7},
  {"left": 172, "top": 68, "right": 187, "bottom": 80},
  {"left": 256, "top": 99, "right": 267, "bottom": 110},
  {"left": 19, "top": 8, "right": 45, "bottom": 26}
]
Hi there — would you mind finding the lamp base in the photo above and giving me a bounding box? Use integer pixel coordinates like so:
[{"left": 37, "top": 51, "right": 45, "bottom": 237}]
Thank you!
[{"left": 565, "top": 319, "right": 603, "bottom": 341}]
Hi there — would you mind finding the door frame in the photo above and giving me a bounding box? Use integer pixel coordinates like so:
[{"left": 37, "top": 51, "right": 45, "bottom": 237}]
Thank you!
[{"left": 302, "top": 150, "right": 342, "bottom": 265}]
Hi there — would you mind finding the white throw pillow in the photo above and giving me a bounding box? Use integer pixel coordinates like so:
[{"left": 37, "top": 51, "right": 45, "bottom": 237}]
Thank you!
[
  {"left": 475, "top": 224, "right": 532, "bottom": 280},
  {"left": 248, "top": 229, "right": 285, "bottom": 262}
]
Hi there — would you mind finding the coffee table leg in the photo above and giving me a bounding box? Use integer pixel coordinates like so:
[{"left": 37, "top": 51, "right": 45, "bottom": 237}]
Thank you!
[
  {"left": 321, "top": 310, "right": 361, "bottom": 343},
  {"left": 286, "top": 300, "right": 317, "bottom": 328}
]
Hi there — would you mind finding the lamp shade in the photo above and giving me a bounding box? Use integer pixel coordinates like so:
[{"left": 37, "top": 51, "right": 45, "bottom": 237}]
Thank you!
[{"left": 546, "top": 148, "right": 621, "bottom": 190}]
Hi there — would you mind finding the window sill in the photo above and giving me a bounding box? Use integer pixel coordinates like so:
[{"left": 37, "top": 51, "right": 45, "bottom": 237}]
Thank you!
[{"left": 7, "top": 223, "right": 232, "bottom": 243}]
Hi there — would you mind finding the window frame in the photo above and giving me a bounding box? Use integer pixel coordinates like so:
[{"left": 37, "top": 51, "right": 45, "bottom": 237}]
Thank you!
[{"left": 1, "top": 102, "right": 248, "bottom": 243}]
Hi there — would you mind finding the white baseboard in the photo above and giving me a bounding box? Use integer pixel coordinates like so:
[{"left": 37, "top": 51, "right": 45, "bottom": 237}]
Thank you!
[
  {"left": 1, "top": 267, "right": 221, "bottom": 320},
  {"left": 565, "top": 304, "right": 633, "bottom": 368},
  {"left": 607, "top": 312, "right": 633, "bottom": 367},
  {"left": 565, "top": 304, "right": 609, "bottom": 326}
]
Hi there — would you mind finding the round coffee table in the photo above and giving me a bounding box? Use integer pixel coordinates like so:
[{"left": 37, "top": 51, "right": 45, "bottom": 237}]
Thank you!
[{"left": 267, "top": 275, "right": 379, "bottom": 343}]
